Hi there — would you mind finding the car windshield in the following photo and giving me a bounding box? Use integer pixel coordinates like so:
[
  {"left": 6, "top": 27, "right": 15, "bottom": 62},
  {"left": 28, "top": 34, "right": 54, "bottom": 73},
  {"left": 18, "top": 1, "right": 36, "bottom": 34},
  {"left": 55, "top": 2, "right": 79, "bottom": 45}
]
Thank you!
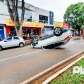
[
  {"left": 4, "top": 37, "right": 12, "bottom": 41},
  {"left": 7, "top": 37, "right": 12, "bottom": 40}
]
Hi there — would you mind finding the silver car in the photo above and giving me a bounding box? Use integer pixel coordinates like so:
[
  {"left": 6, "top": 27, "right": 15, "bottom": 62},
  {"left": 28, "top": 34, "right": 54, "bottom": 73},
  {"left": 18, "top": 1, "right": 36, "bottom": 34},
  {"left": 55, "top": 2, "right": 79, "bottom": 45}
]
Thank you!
[
  {"left": 31, "top": 28, "right": 72, "bottom": 48},
  {"left": 0, "top": 36, "right": 25, "bottom": 50}
]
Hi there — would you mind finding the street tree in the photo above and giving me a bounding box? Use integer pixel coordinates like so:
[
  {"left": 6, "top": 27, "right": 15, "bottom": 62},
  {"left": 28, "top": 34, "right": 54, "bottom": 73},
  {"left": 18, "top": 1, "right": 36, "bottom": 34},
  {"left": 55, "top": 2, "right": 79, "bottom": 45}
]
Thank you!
[
  {"left": 64, "top": 2, "right": 84, "bottom": 36},
  {"left": 6, "top": 0, "right": 25, "bottom": 36}
]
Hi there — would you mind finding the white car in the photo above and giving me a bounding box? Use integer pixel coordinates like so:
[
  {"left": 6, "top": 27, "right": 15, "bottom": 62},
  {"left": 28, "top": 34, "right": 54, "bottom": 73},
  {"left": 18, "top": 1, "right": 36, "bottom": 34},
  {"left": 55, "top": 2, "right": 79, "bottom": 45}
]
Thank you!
[
  {"left": 0, "top": 36, "right": 25, "bottom": 50},
  {"left": 31, "top": 28, "right": 72, "bottom": 48}
]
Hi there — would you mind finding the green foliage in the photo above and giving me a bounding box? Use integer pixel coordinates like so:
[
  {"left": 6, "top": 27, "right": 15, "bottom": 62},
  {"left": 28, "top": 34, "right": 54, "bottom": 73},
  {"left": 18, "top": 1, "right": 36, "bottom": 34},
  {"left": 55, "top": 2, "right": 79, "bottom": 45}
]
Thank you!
[
  {"left": 50, "top": 58, "right": 84, "bottom": 84},
  {"left": 64, "top": 2, "right": 84, "bottom": 30},
  {"left": 76, "top": 58, "right": 84, "bottom": 67},
  {"left": 16, "top": 23, "right": 20, "bottom": 30}
]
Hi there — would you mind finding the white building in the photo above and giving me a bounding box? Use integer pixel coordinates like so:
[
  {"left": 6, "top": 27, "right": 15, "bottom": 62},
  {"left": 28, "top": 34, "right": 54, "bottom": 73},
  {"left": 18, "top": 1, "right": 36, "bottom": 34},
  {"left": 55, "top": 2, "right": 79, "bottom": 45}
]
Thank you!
[
  {"left": 0, "top": 0, "right": 54, "bottom": 40},
  {"left": 0, "top": 0, "right": 54, "bottom": 25}
]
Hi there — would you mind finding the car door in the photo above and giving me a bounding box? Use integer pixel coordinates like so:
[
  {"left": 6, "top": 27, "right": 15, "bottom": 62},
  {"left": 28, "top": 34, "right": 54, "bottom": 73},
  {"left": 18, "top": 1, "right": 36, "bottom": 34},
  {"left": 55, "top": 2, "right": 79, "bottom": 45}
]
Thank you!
[
  {"left": 12, "top": 37, "right": 20, "bottom": 46},
  {"left": 3, "top": 37, "right": 13, "bottom": 48}
]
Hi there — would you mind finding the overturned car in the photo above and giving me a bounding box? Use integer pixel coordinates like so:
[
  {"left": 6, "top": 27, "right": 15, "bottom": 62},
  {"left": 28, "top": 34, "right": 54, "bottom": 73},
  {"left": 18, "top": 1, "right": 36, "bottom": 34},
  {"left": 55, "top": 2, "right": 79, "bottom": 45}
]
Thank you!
[{"left": 31, "top": 28, "right": 72, "bottom": 48}]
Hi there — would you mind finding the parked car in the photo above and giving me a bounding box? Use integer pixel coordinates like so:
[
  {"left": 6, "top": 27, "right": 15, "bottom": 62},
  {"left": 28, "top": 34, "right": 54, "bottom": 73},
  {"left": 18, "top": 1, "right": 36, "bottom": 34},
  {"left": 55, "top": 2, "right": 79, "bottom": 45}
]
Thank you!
[
  {"left": 0, "top": 36, "right": 25, "bottom": 51},
  {"left": 31, "top": 28, "right": 72, "bottom": 48}
]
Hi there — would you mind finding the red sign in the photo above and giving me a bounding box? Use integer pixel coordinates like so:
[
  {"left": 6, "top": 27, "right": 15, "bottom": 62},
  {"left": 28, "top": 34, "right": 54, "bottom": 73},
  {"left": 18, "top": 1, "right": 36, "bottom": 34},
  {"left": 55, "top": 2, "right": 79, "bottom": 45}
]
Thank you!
[{"left": 63, "top": 23, "right": 70, "bottom": 29}]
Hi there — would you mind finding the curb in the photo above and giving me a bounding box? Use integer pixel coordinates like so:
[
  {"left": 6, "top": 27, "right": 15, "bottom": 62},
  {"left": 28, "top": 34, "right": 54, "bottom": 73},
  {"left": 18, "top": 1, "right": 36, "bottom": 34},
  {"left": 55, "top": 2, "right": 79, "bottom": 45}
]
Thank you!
[
  {"left": 20, "top": 50, "right": 84, "bottom": 84},
  {"left": 42, "top": 55, "right": 84, "bottom": 84}
]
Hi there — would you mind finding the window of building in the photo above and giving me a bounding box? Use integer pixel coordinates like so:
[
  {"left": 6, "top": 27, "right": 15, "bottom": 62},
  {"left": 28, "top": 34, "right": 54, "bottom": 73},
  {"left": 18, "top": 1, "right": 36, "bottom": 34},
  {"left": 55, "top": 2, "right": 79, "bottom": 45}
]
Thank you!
[
  {"left": 0, "top": 0, "right": 4, "bottom": 2},
  {"left": 27, "top": 16, "right": 32, "bottom": 22},
  {"left": 39, "top": 15, "right": 48, "bottom": 23}
]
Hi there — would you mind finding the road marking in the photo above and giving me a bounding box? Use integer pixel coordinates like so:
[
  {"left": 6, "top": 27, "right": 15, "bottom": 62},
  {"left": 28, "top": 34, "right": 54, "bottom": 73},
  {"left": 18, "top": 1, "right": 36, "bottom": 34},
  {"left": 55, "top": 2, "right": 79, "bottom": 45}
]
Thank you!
[{"left": 0, "top": 49, "right": 44, "bottom": 63}]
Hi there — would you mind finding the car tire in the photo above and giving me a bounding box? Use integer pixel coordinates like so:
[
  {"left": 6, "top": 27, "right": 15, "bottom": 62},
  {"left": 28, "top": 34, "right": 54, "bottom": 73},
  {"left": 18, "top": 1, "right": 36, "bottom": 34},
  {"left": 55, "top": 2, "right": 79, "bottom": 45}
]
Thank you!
[
  {"left": 54, "top": 28, "right": 63, "bottom": 36},
  {"left": 0, "top": 46, "right": 2, "bottom": 51},
  {"left": 19, "top": 43, "right": 24, "bottom": 47}
]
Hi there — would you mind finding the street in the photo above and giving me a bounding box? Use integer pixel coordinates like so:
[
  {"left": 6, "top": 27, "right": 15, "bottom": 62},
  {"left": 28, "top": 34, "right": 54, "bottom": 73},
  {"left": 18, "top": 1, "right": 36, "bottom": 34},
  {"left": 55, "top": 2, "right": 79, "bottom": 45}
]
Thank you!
[{"left": 0, "top": 39, "right": 84, "bottom": 84}]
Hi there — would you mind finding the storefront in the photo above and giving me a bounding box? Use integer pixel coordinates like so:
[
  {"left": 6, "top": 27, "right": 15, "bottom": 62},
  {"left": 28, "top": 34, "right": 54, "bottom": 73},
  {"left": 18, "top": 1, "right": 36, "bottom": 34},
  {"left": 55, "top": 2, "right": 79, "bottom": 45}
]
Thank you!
[
  {"left": 54, "top": 22, "right": 70, "bottom": 29},
  {"left": 54, "top": 22, "right": 63, "bottom": 28},
  {"left": 22, "top": 22, "right": 44, "bottom": 40},
  {"left": 0, "top": 18, "right": 44, "bottom": 41},
  {"left": 5, "top": 19, "right": 16, "bottom": 37},
  {"left": 63, "top": 22, "right": 70, "bottom": 29}
]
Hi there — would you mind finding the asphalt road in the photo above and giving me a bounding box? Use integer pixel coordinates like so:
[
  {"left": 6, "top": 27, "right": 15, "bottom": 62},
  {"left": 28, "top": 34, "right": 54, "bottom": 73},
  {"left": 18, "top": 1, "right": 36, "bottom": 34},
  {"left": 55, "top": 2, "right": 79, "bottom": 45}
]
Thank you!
[{"left": 0, "top": 39, "right": 84, "bottom": 84}]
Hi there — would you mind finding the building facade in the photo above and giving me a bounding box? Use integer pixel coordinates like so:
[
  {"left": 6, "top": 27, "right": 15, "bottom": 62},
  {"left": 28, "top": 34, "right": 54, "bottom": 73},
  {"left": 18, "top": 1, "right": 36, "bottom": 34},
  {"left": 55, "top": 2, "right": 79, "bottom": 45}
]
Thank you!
[
  {"left": 0, "top": 0, "right": 54, "bottom": 25},
  {"left": 0, "top": 0, "right": 54, "bottom": 40}
]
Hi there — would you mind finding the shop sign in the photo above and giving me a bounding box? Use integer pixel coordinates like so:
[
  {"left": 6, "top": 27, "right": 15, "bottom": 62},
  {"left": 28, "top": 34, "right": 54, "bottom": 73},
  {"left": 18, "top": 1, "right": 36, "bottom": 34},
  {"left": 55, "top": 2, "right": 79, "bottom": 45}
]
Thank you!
[{"left": 63, "top": 23, "right": 70, "bottom": 29}]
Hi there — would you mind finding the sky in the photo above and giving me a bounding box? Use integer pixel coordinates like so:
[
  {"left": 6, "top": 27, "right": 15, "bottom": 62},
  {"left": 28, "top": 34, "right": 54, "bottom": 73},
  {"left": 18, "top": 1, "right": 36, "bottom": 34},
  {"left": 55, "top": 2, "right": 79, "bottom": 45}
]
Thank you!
[{"left": 26, "top": 0, "right": 84, "bottom": 21}]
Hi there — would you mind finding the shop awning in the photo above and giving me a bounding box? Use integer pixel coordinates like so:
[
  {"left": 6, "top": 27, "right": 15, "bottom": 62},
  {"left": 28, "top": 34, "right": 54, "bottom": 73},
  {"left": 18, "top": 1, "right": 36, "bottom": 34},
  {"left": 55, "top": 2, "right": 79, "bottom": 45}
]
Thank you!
[
  {"left": 5, "top": 19, "right": 15, "bottom": 26},
  {"left": 4, "top": 19, "right": 44, "bottom": 28},
  {"left": 23, "top": 22, "right": 44, "bottom": 28},
  {"left": 54, "top": 22, "right": 63, "bottom": 28},
  {"left": 22, "top": 22, "right": 32, "bottom": 27}
]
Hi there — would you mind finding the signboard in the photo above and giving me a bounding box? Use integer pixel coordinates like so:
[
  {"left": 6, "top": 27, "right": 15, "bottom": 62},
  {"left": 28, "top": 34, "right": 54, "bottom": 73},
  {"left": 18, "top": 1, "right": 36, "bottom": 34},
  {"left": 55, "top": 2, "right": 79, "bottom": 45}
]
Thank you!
[{"left": 63, "top": 23, "right": 70, "bottom": 29}]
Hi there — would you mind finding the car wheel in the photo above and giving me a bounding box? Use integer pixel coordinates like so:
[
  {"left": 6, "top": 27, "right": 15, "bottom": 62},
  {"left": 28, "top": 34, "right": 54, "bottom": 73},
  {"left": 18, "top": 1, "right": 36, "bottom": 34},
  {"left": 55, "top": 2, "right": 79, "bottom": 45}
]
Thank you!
[
  {"left": 54, "top": 28, "right": 63, "bottom": 36},
  {"left": 0, "top": 46, "right": 2, "bottom": 51},
  {"left": 19, "top": 43, "right": 24, "bottom": 47}
]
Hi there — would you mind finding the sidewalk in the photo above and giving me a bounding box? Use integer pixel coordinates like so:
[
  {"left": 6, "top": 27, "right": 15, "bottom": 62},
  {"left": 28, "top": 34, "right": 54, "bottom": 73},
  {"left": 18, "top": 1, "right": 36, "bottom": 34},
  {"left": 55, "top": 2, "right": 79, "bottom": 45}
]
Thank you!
[{"left": 72, "top": 36, "right": 84, "bottom": 40}]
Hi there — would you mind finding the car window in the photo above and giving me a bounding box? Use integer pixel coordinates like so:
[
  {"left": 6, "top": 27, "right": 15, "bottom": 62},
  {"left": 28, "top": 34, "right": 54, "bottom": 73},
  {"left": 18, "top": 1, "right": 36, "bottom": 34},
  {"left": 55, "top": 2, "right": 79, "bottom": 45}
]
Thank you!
[
  {"left": 6, "top": 37, "right": 12, "bottom": 41},
  {"left": 14, "top": 37, "right": 19, "bottom": 40}
]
